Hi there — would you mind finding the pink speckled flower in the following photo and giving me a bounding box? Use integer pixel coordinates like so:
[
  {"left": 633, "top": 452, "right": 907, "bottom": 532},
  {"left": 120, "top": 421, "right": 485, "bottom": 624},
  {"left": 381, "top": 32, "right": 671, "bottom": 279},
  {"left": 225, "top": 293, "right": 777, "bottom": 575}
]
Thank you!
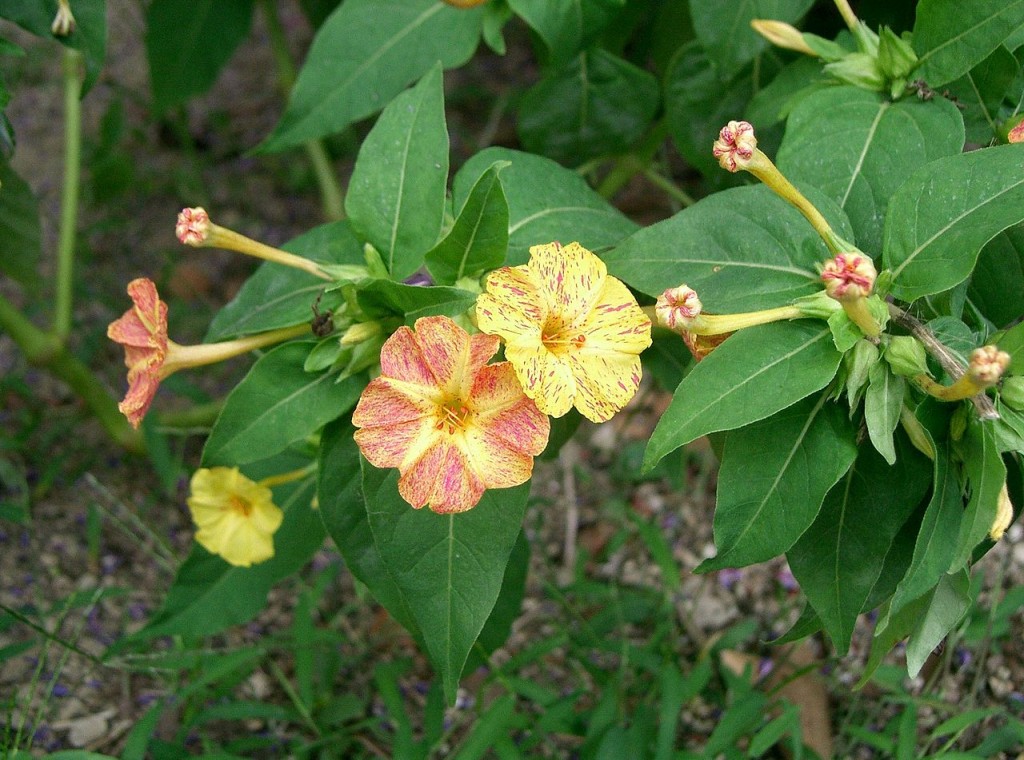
[
  {"left": 352, "top": 316, "right": 550, "bottom": 514},
  {"left": 106, "top": 278, "right": 169, "bottom": 428},
  {"left": 476, "top": 242, "right": 652, "bottom": 422},
  {"left": 820, "top": 253, "right": 877, "bottom": 301},
  {"left": 712, "top": 120, "right": 758, "bottom": 172}
]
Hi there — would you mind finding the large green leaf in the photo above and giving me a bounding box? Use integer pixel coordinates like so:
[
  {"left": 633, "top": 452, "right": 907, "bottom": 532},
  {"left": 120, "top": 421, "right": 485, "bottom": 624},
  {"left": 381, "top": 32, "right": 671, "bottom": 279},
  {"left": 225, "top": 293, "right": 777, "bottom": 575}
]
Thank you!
[
  {"left": 202, "top": 342, "right": 362, "bottom": 466},
  {"left": 699, "top": 393, "right": 857, "bottom": 571},
  {"left": 122, "top": 461, "right": 323, "bottom": 642},
  {"left": 0, "top": 161, "right": 40, "bottom": 288},
  {"left": 318, "top": 420, "right": 420, "bottom": 635},
  {"left": 345, "top": 65, "right": 448, "bottom": 280},
  {"left": 912, "top": 0, "right": 1024, "bottom": 87},
  {"left": 949, "top": 422, "right": 1005, "bottom": 572},
  {"left": 424, "top": 161, "right": 510, "bottom": 285},
  {"left": 777, "top": 87, "right": 964, "bottom": 257},
  {"left": 889, "top": 443, "right": 964, "bottom": 615},
  {"left": 145, "top": 0, "right": 253, "bottom": 112},
  {"left": 506, "top": 0, "right": 622, "bottom": 67},
  {"left": 883, "top": 144, "right": 1024, "bottom": 302},
  {"left": 262, "top": 0, "right": 482, "bottom": 152},
  {"left": 967, "top": 224, "right": 1024, "bottom": 330},
  {"left": 644, "top": 322, "right": 842, "bottom": 469},
  {"left": 356, "top": 280, "right": 477, "bottom": 323},
  {"left": 605, "top": 185, "right": 852, "bottom": 312},
  {"left": 518, "top": 49, "right": 659, "bottom": 167},
  {"left": 905, "top": 570, "right": 972, "bottom": 677},
  {"left": 945, "top": 46, "right": 1019, "bottom": 145},
  {"left": 688, "top": 0, "right": 813, "bottom": 80},
  {"left": 787, "top": 436, "right": 932, "bottom": 653},
  {"left": 362, "top": 463, "right": 529, "bottom": 703},
  {"left": 864, "top": 362, "right": 904, "bottom": 465},
  {"left": 452, "top": 148, "right": 637, "bottom": 266},
  {"left": 206, "top": 221, "right": 364, "bottom": 341}
]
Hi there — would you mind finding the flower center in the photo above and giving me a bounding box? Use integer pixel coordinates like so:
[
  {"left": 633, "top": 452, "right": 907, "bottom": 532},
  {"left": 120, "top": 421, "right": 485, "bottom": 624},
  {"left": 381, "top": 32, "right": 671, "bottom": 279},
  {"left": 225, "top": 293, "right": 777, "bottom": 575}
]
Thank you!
[
  {"left": 229, "top": 495, "right": 253, "bottom": 517},
  {"left": 436, "top": 401, "right": 471, "bottom": 435},
  {"left": 541, "top": 323, "right": 586, "bottom": 356}
]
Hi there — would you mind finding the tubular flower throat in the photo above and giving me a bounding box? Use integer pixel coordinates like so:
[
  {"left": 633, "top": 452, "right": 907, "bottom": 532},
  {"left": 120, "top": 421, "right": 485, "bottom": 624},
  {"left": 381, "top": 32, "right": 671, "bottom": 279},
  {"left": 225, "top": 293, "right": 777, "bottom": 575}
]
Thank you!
[
  {"left": 476, "top": 242, "right": 652, "bottom": 423},
  {"left": 187, "top": 467, "right": 284, "bottom": 567},
  {"left": 352, "top": 316, "right": 550, "bottom": 514}
]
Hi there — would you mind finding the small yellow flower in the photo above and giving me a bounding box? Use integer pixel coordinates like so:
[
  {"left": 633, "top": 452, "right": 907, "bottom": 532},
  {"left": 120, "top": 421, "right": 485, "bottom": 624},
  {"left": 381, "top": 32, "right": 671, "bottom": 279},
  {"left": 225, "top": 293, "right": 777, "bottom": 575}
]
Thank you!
[
  {"left": 187, "top": 467, "right": 284, "bottom": 567},
  {"left": 476, "top": 242, "right": 652, "bottom": 422}
]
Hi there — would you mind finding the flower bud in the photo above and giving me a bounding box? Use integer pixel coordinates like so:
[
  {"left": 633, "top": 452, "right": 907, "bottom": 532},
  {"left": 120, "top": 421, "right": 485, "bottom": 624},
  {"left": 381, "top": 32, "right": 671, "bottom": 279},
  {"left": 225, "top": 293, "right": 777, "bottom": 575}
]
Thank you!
[
  {"left": 821, "top": 253, "right": 876, "bottom": 301},
  {"left": 968, "top": 346, "right": 1010, "bottom": 386},
  {"left": 989, "top": 482, "right": 1014, "bottom": 541},
  {"left": 750, "top": 20, "right": 817, "bottom": 56},
  {"left": 824, "top": 53, "right": 884, "bottom": 91},
  {"left": 1000, "top": 376, "right": 1024, "bottom": 410},
  {"left": 176, "top": 207, "right": 211, "bottom": 246},
  {"left": 876, "top": 27, "right": 917, "bottom": 81},
  {"left": 884, "top": 336, "right": 928, "bottom": 377},
  {"left": 712, "top": 121, "right": 757, "bottom": 173},
  {"left": 655, "top": 285, "right": 702, "bottom": 331},
  {"left": 339, "top": 320, "right": 383, "bottom": 347},
  {"left": 1000, "top": 115, "right": 1024, "bottom": 144}
]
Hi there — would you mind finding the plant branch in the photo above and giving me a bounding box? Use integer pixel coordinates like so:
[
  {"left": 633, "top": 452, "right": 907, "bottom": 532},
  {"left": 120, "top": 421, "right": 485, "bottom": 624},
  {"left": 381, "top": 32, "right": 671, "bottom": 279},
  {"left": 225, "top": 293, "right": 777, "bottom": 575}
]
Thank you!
[{"left": 53, "top": 47, "right": 83, "bottom": 342}]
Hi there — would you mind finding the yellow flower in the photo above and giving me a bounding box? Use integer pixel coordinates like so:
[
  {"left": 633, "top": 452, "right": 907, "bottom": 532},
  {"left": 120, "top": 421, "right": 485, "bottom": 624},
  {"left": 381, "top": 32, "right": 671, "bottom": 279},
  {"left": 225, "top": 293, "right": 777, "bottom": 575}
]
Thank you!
[
  {"left": 476, "top": 242, "right": 652, "bottom": 422},
  {"left": 352, "top": 316, "right": 550, "bottom": 514},
  {"left": 187, "top": 467, "right": 284, "bottom": 567}
]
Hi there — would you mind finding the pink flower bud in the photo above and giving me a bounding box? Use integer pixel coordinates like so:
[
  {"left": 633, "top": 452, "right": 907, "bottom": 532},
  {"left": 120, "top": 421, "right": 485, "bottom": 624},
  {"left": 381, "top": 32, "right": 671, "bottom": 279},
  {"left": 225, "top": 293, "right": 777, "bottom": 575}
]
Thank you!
[
  {"left": 712, "top": 121, "right": 757, "bottom": 172},
  {"left": 655, "top": 285, "right": 702, "bottom": 331},
  {"left": 820, "top": 253, "right": 876, "bottom": 300},
  {"left": 176, "top": 207, "right": 211, "bottom": 246},
  {"left": 968, "top": 346, "right": 1010, "bottom": 386},
  {"left": 1009, "top": 121, "right": 1024, "bottom": 144}
]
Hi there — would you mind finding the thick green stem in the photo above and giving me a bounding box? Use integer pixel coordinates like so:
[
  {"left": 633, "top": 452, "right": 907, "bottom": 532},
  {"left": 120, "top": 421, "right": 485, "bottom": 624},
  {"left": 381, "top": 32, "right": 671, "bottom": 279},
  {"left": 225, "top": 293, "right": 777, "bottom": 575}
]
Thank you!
[
  {"left": 0, "top": 294, "right": 144, "bottom": 453},
  {"left": 260, "top": 0, "right": 345, "bottom": 221},
  {"left": 596, "top": 120, "right": 671, "bottom": 200},
  {"left": 53, "top": 47, "right": 83, "bottom": 342}
]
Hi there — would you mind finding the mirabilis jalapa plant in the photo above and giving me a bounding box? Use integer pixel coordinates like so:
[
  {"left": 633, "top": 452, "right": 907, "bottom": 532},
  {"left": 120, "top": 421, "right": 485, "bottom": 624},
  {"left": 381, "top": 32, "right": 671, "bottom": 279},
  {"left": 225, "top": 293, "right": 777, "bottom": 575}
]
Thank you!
[{"left": 101, "top": 0, "right": 1024, "bottom": 701}]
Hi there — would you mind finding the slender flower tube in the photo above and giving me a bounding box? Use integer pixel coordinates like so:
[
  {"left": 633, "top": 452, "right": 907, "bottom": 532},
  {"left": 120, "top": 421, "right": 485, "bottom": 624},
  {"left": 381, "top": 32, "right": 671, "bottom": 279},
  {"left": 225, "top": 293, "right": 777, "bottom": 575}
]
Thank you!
[
  {"left": 187, "top": 467, "right": 284, "bottom": 567},
  {"left": 989, "top": 482, "right": 1014, "bottom": 541},
  {"left": 476, "top": 242, "right": 652, "bottom": 422},
  {"left": 914, "top": 345, "right": 1011, "bottom": 402},
  {"left": 820, "top": 253, "right": 882, "bottom": 337},
  {"left": 353, "top": 316, "right": 550, "bottom": 514},
  {"left": 51, "top": 0, "right": 76, "bottom": 36},
  {"left": 107, "top": 278, "right": 309, "bottom": 427},
  {"left": 175, "top": 207, "right": 331, "bottom": 280},
  {"left": 655, "top": 284, "right": 806, "bottom": 337},
  {"left": 712, "top": 121, "right": 849, "bottom": 254}
]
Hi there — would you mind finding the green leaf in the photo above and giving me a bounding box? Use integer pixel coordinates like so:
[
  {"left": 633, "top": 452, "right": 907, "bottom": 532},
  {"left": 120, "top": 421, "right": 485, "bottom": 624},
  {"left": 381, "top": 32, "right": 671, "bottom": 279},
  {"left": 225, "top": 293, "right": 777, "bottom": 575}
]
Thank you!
[
  {"left": 777, "top": 87, "right": 964, "bottom": 257},
  {"left": 889, "top": 442, "right": 964, "bottom": 615},
  {"left": 905, "top": 569, "right": 972, "bottom": 677},
  {"left": 424, "top": 161, "right": 510, "bottom": 285},
  {"left": 356, "top": 280, "right": 477, "bottom": 323},
  {"left": 999, "top": 321, "right": 1024, "bottom": 373},
  {"left": 699, "top": 394, "right": 857, "bottom": 571},
  {"left": 518, "top": 49, "right": 659, "bottom": 167},
  {"left": 0, "top": 160, "right": 40, "bottom": 288},
  {"left": 688, "top": 0, "right": 813, "bottom": 80},
  {"left": 946, "top": 46, "right": 1019, "bottom": 145},
  {"left": 856, "top": 593, "right": 931, "bottom": 688},
  {"left": 506, "top": 0, "right": 622, "bottom": 67},
  {"left": 202, "top": 342, "right": 362, "bottom": 466},
  {"left": 949, "top": 421, "right": 1006, "bottom": 572},
  {"left": 968, "top": 224, "right": 1024, "bottom": 330},
  {"left": 746, "top": 56, "right": 830, "bottom": 129},
  {"left": 644, "top": 322, "right": 842, "bottom": 469},
  {"left": 206, "top": 221, "right": 364, "bottom": 341},
  {"left": 125, "top": 466, "right": 323, "bottom": 641},
  {"left": 317, "top": 420, "right": 420, "bottom": 634},
  {"left": 452, "top": 147, "right": 637, "bottom": 266},
  {"left": 912, "top": 0, "right": 1024, "bottom": 87},
  {"left": 864, "top": 362, "right": 904, "bottom": 465},
  {"left": 145, "top": 0, "right": 254, "bottom": 112},
  {"left": 883, "top": 144, "right": 1024, "bottom": 302},
  {"left": 363, "top": 462, "right": 529, "bottom": 703},
  {"left": 464, "top": 531, "right": 530, "bottom": 671},
  {"left": 262, "top": 0, "right": 482, "bottom": 152},
  {"left": 787, "top": 435, "right": 932, "bottom": 652},
  {"left": 605, "top": 185, "right": 851, "bottom": 311},
  {"left": 345, "top": 64, "right": 449, "bottom": 280}
]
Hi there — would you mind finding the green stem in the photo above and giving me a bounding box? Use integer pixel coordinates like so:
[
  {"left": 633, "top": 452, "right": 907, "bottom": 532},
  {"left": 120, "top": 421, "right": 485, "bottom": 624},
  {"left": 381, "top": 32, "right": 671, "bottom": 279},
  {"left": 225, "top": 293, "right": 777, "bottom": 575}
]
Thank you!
[
  {"left": 260, "top": 0, "right": 345, "bottom": 221},
  {"left": 596, "top": 119, "right": 670, "bottom": 199},
  {"left": 0, "top": 293, "right": 144, "bottom": 454},
  {"left": 641, "top": 167, "right": 695, "bottom": 208},
  {"left": 53, "top": 47, "right": 83, "bottom": 342}
]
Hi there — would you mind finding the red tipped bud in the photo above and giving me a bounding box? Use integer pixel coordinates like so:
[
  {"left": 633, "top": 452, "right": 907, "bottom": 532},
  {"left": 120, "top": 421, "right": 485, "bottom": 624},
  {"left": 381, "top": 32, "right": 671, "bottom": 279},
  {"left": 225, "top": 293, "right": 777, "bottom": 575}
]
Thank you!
[
  {"left": 821, "top": 253, "right": 876, "bottom": 300},
  {"left": 176, "top": 207, "right": 211, "bottom": 246},
  {"left": 712, "top": 121, "right": 757, "bottom": 172},
  {"left": 968, "top": 346, "right": 1010, "bottom": 386},
  {"left": 656, "top": 285, "right": 702, "bottom": 331}
]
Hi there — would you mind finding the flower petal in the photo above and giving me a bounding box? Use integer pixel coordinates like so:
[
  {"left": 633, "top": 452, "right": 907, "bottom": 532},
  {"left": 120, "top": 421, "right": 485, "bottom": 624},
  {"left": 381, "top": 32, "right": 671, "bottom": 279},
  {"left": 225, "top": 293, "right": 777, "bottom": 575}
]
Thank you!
[
  {"left": 504, "top": 342, "right": 576, "bottom": 418},
  {"left": 118, "top": 369, "right": 161, "bottom": 429},
  {"left": 125, "top": 277, "right": 168, "bottom": 337},
  {"left": 355, "top": 416, "right": 438, "bottom": 470},
  {"left": 398, "top": 439, "right": 486, "bottom": 514},
  {"left": 470, "top": 363, "right": 550, "bottom": 454},
  {"left": 352, "top": 377, "right": 436, "bottom": 429},
  {"left": 378, "top": 325, "right": 441, "bottom": 392},
  {"left": 528, "top": 242, "right": 606, "bottom": 321},
  {"left": 476, "top": 265, "right": 546, "bottom": 341},
  {"left": 579, "top": 277, "right": 652, "bottom": 354},
  {"left": 567, "top": 350, "right": 643, "bottom": 423}
]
